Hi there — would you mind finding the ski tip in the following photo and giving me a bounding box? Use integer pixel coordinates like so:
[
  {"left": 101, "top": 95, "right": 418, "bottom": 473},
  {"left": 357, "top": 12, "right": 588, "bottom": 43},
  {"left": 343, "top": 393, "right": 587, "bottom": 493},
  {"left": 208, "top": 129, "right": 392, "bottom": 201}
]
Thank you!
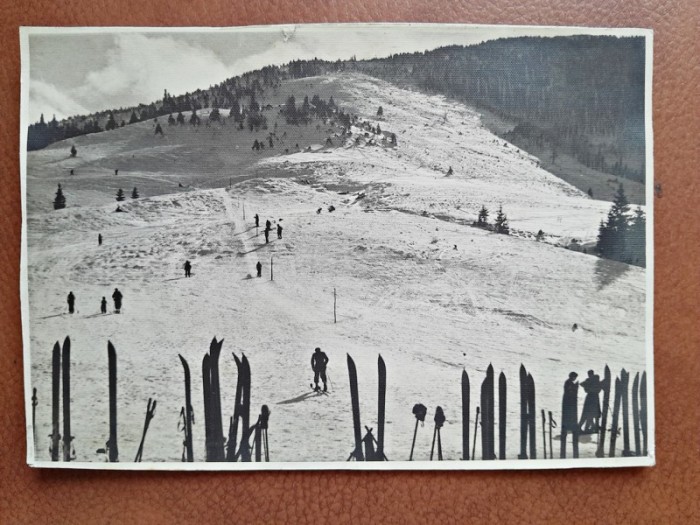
[
  {"left": 53, "top": 341, "right": 60, "bottom": 352},
  {"left": 63, "top": 336, "right": 71, "bottom": 347},
  {"left": 107, "top": 340, "right": 116, "bottom": 353}
]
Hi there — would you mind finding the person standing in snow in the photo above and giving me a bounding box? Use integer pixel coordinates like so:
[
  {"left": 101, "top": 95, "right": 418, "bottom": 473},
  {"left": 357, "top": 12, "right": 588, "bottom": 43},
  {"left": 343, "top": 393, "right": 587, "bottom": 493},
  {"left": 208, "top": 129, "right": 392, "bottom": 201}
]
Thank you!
[
  {"left": 184, "top": 260, "right": 192, "bottom": 278},
  {"left": 265, "top": 219, "right": 271, "bottom": 231},
  {"left": 579, "top": 370, "right": 602, "bottom": 433},
  {"left": 277, "top": 223, "right": 283, "bottom": 240},
  {"left": 256, "top": 261, "right": 262, "bottom": 278},
  {"left": 112, "top": 288, "right": 123, "bottom": 314},
  {"left": 254, "top": 214, "right": 259, "bottom": 228},
  {"left": 100, "top": 297, "right": 107, "bottom": 314},
  {"left": 98, "top": 233, "right": 103, "bottom": 246},
  {"left": 67, "top": 292, "right": 75, "bottom": 314},
  {"left": 311, "top": 347, "right": 329, "bottom": 392},
  {"left": 560, "top": 372, "right": 579, "bottom": 458},
  {"left": 264, "top": 227, "right": 270, "bottom": 244}
]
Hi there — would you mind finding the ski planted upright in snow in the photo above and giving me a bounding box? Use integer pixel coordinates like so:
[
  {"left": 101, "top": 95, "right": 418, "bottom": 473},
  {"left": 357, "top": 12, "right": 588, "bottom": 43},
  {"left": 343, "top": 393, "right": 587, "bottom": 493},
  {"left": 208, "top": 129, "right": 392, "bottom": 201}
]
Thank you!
[
  {"left": 107, "top": 341, "right": 119, "bottom": 462},
  {"left": 461, "top": 369, "right": 469, "bottom": 460},
  {"left": 640, "top": 371, "right": 648, "bottom": 456},
  {"left": 377, "top": 355, "right": 386, "bottom": 460},
  {"left": 61, "top": 337, "right": 72, "bottom": 462},
  {"left": 347, "top": 354, "right": 364, "bottom": 461},
  {"left": 480, "top": 364, "right": 495, "bottom": 460},
  {"left": 178, "top": 354, "right": 195, "bottom": 462},
  {"left": 632, "top": 372, "right": 641, "bottom": 456},
  {"left": 498, "top": 371, "right": 506, "bottom": 460},
  {"left": 228, "top": 352, "right": 252, "bottom": 461},
  {"left": 596, "top": 365, "right": 611, "bottom": 458},
  {"left": 50, "top": 342, "right": 61, "bottom": 461}
]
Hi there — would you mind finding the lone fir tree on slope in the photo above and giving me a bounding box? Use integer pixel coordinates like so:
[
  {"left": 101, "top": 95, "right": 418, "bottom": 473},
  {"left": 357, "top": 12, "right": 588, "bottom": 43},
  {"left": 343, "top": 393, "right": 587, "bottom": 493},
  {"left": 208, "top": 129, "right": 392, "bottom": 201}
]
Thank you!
[
  {"left": 494, "top": 206, "right": 510, "bottom": 235},
  {"left": 597, "top": 183, "right": 632, "bottom": 262},
  {"left": 116, "top": 188, "right": 125, "bottom": 202},
  {"left": 131, "top": 187, "right": 139, "bottom": 199},
  {"left": 53, "top": 184, "right": 66, "bottom": 210},
  {"left": 477, "top": 205, "right": 489, "bottom": 227}
]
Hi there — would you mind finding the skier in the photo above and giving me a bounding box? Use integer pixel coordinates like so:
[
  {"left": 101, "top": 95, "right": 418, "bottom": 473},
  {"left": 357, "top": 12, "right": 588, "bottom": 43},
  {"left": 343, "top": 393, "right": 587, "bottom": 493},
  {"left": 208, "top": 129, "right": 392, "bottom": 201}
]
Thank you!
[
  {"left": 67, "top": 292, "right": 75, "bottom": 314},
  {"left": 579, "top": 370, "right": 602, "bottom": 433},
  {"left": 264, "top": 227, "right": 270, "bottom": 244},
  {"left": 256, "top": 261, "right": 262, "bottom": 278},
  {"left": 184, "top": 260, "right": 192, "bottom": 278},
  {"left": 254, "top": 214, "right": 259, "bottom": 228},
  {"left": 98, "top": 233, "right": 103, "bottom": 246},
  {"left": 265, "top": 219, "right": 272, "bottom": 231},
  {"left": 112, "top": 288, "right": 123, "bottom": 314},
  {"left": 560, "top": 372, "right": 579, "bottom": 458},
  {"left": 311, "top": 347, "right": 329, "bottom": 392},
  {"left": 277, "top": 223, "right": 283, "bottom": 240},
  {"left": 114, "top": 169, "right": 119, "bottom": 176},
  {"left": 100, "top": 297, "right": 107, "bottom": 314}
]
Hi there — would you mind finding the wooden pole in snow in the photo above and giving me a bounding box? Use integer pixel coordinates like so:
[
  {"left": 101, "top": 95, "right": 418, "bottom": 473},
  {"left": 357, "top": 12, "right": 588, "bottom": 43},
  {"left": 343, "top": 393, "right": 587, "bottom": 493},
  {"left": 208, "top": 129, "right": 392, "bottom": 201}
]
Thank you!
[
  {"left": 243, "top": 203, "right": 246, "bottom": 220},
  {"left": 270, "top": 255, "right": 273, "bottom": 281},
  {"left": 334, "top": 288, "right": 337, "bottom": 324}
]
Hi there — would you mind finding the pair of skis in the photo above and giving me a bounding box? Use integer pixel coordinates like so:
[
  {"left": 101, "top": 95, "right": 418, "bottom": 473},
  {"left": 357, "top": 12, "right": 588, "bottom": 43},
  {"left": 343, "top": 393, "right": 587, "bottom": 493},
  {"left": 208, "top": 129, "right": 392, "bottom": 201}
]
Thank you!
[
  {"left": 347, "top": 354, "right": 387, "bottom": 461},
  {"left": 49, "top": 337, "right": 73, "bottom": 462},
  {"left": 462, "top": 365, "right": 506, "bottom": 461},
  {"left": 518, "top": 365, "right": 536, "bottom": 460},
  {"left": 227, "top": 353, "right": 253, "bottom": 462},
  {"left": 607, "top": 368, "right": 648, "bottom": 457},
  {"left": 202, "top": 338, "right": 226, "bottom": 461}
]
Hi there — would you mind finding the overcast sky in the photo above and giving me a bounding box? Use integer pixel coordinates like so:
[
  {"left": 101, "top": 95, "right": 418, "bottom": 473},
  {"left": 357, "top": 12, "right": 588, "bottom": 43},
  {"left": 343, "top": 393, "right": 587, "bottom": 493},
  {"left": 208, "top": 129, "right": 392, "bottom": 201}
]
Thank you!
[{"left": 24, "top": 24, "right": 640, "bottom": 122}]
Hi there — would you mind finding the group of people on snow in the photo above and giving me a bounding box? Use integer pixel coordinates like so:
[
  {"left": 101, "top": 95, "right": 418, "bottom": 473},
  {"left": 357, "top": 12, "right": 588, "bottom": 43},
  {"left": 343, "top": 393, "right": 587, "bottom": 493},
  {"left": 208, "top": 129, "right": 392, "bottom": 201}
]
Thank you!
[
  {"left": 254, "top": 213, "right": 283, "bottom": 244},
  {"left": 66, "top": 288, "right": 123, "bottom": 315},
  {"left": 560, "top": 369, "right": 605, "bottom": 457}
]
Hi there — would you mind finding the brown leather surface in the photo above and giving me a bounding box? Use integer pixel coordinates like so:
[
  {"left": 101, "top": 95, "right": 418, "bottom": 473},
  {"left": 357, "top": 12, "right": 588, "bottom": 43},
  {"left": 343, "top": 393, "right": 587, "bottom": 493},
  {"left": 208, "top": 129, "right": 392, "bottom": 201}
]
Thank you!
[{"left": 1, "top": 1, "right": 699, "bottom": 523}]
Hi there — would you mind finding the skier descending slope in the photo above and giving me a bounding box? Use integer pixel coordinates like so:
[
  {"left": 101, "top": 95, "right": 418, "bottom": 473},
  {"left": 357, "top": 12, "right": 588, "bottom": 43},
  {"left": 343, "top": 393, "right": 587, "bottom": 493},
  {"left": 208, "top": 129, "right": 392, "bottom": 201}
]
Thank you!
[{"left": 311, "top": 347, "right": 329, "bottom": 392}]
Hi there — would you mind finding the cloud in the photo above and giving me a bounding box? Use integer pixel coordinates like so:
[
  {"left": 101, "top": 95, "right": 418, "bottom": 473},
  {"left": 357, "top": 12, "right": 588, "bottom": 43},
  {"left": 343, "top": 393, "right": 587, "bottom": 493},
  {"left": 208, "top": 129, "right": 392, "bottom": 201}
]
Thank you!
[
  {"left": 78, "top": 34, "right": 231, "bottom": 108},
  {"left": 28, "top": 80, "right": 90, "bottom": 122},
  {"left": 30, "top": 34, "right": 233, "bottom": 121}
]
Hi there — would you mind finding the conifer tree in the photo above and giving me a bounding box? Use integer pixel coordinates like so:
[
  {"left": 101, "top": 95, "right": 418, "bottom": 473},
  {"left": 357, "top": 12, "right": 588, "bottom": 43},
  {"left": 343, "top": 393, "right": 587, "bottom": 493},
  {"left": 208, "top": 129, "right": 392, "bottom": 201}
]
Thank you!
[
  {"left": 53, "top": 184, "right": 66, "bottom": 210},
  {"left": 105, "top": 112, "right": 117, "bottom": 131},
  {"left": 154, "top": 123, "right": 164, "bottom": 136},
  {"left": 70, "top": 145, "right": 77, "bottom": 157},
  {"left": 116, "top": 188, "right": 125, "bottom": 202},
  {"left": 494, "top": 206, "right": 510, "bottom": 234},
  {"left": 176, "top": 112, "right": 185, "bottom": 125},
  {"left": 477, "top": 205, "right": 489, "bottom": 226},
  {"left": 377, "top": 106, "right": 383, "bottom": 117},
  {"left": 626, "top": 206, "right": 646, "bottom": 266},
  {"left": 596, "top": 183, "right": 630, "bottom": 260},
  {"left": 131, "top": 187, "right": 139, "bottom": 199},
  {"left": 129, "top": 111, "right": 139, "bottom": 124}
]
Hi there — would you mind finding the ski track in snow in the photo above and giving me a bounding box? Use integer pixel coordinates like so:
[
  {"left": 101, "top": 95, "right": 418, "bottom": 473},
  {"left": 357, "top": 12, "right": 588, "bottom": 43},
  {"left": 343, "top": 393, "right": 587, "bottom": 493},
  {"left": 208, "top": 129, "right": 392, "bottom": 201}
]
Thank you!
[{"left": 26, "top": 73, "right": 647, "bottom": 464}]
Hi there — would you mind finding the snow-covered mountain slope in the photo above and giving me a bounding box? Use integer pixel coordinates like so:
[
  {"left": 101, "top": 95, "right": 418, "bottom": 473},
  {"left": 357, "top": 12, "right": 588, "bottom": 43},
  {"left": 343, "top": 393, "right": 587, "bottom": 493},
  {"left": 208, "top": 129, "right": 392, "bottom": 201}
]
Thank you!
[{"left": 24, "top": 73, "right": 647, "bottom": 464}]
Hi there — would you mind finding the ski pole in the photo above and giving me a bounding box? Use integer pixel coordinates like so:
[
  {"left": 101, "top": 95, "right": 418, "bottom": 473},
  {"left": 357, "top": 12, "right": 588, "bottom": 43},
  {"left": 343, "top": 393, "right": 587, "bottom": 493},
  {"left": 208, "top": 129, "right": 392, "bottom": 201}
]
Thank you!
[
  {"left": 548, "top": 411, "right": 556, "bottom": 459},
  {"left": 409, "top": 403, "right": 427, "bottom": 461},
  {"left": 541, "top": 409, "right": 547, "bottom": 459},
  {"left": 471, "top": 406, "right": 480, "bottom": 461},
  {"left": 135, "top": 398, "right": 156, "bottom": 462},
  {"left": 32, "top": 388, "right": 37, "bottom": 446}
]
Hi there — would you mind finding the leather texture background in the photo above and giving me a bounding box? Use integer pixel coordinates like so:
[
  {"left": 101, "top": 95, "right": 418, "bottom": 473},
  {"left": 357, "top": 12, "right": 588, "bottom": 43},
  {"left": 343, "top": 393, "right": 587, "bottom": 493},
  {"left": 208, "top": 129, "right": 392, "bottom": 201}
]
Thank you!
[{"left": 1, "top": 1, "right": 699, "bottom": 523}]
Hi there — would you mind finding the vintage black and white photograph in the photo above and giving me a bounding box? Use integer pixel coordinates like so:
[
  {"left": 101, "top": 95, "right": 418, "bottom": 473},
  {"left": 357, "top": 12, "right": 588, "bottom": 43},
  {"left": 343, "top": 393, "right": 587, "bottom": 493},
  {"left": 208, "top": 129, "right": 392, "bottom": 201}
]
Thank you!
[{"left": 20, "top": 24, "right": 653, "bottom": 469}]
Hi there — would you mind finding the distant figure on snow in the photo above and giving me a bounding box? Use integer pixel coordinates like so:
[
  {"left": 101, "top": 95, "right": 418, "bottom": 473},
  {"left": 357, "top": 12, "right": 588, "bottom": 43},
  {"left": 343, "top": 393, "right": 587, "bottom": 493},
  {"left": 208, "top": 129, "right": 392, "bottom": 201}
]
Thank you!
[
  {"left": 184, "top": 260, "right": 192, "bottom": 278},
  {"left": 256, "top": 261, "right": 262, "bottom": 278},
  {"left": 98, "top": 233, "right": 103, "bottom": 246},
  {"left": 311, "top": 347, "right": 329, "bottom": 392},
  {"left": 560, "top": 372, "right": 579, "bottom": 458},
  {"left": 316, "top": 208, "right": 322, "bottom": 214},
  {"left": 70, "top": 169, "right": 74, "bottom": 176},
  {"left": 114, "top": 169, "right": 119, "bottom": 176},
  {"left": 265, "top": 219, "right": 272, "bottom": 231},
  {"left": 100, "top": 297, "right": 107, "bottom": 314},
  {"left": 115, "top": 205, "right": 123, "bottom": 213},
  {"left": 264, "top": 228, "right": 270, "bottom": 244},
  {"left": 254, "top": 214, "right": 259, "bottom": 228},
  {"left": 579, "top": 370, "right": 602, "bottom": 433},
  {"left": 277, "top": 224, "right": 283, "bottom": 239},
  {"left": 67, "top": 292, "right": 75, "bottom": 314},
  {"left": 112, "top": 288, "right": 123, "bottom": 314}
]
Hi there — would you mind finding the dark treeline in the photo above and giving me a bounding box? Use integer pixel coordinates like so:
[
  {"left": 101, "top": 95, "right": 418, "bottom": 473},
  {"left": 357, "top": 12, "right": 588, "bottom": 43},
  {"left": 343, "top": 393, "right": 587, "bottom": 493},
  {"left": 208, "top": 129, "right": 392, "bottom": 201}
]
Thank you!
[{"left": 28, "top": 36, "right": 646, "bottom": 186}]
